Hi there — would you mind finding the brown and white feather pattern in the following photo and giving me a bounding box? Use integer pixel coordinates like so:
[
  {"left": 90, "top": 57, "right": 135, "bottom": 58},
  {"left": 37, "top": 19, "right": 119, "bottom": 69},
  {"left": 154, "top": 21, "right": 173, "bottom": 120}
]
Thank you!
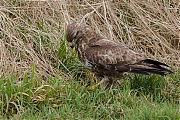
[{"left": 66, "top": 22, "right": 172, "bottom": 84}]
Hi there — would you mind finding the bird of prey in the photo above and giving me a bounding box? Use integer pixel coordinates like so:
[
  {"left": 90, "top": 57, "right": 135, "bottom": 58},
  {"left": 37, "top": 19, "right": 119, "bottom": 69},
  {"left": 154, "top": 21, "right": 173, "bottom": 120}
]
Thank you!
[{"left": 66, "top": 22, "right": 173, "bottom": 87}]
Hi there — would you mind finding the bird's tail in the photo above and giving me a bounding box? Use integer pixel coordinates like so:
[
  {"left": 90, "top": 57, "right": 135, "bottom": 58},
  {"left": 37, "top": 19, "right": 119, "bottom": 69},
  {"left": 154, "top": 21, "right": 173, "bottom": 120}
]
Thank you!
[{"left": 129, "top": 59, "right": 173, "bottom": 75}]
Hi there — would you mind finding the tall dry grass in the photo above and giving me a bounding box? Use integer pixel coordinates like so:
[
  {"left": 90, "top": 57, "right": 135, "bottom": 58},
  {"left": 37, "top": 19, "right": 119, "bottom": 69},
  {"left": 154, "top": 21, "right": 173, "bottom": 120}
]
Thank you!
[{"left": 0, "top": 0, "right": 179, "bottom": 79}]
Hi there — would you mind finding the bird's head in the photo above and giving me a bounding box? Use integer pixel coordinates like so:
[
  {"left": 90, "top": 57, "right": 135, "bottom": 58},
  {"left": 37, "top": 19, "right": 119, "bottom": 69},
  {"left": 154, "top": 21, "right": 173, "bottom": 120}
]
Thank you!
[{"left": 66, "top": 22, "right": 83, "bottom": 48}]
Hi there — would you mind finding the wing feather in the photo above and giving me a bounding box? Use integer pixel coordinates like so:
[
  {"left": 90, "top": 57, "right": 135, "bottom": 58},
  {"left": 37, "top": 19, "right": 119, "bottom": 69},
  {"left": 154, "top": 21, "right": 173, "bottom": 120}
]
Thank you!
[{"left": 85, "top": 43, "right": 147, "bottom": 71}]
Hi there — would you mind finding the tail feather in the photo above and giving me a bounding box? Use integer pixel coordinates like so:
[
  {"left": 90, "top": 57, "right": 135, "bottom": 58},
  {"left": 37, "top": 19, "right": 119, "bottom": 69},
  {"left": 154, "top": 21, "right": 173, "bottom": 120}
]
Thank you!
[{"left": 129, "top": 59, "right": 173, "bottom": 75}]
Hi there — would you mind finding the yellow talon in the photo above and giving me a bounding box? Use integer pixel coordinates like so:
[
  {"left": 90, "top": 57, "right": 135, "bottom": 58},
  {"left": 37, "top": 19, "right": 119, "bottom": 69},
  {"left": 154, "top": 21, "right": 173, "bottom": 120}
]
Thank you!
[{"left": 87, "top": 79, "right": 105, "bottom": 90}]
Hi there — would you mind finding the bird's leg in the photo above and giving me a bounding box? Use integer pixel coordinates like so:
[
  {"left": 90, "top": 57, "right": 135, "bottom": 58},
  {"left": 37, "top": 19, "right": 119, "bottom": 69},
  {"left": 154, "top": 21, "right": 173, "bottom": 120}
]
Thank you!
[{"left": 87, "top": 76, "right": 110, "bottom": 90}]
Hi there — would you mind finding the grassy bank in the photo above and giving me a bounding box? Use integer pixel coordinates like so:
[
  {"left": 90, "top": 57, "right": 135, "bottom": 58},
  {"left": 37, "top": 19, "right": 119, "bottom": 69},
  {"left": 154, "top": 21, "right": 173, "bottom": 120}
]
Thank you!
[{"left": 1, "top": 68, "right": 179, "bottom": 119}]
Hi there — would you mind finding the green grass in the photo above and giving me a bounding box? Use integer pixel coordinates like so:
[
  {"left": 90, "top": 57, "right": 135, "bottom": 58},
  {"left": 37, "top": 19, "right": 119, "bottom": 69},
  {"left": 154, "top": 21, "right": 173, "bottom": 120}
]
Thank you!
[{"left": 0, "top": 47, "right": 179, "bottom": 119}]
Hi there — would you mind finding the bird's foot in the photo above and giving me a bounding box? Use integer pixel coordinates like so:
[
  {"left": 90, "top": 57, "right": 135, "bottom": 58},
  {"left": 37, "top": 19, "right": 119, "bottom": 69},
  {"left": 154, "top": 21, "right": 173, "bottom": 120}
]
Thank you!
[{"left": 87, "top": 77, "right": 109, "bottom": 90}]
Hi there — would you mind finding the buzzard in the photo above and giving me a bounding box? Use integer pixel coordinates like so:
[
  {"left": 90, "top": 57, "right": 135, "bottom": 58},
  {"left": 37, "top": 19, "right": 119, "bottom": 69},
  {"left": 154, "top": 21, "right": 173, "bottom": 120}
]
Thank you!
[{"left": 66, "top": 22, "right": 173, "bottom": 87}]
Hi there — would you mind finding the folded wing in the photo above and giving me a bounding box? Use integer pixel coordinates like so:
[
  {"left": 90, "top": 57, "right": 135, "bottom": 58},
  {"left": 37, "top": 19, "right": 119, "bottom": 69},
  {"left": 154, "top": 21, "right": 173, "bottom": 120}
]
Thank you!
[{"left": 85, "top": 39, "right": 172, "bottom": 75}]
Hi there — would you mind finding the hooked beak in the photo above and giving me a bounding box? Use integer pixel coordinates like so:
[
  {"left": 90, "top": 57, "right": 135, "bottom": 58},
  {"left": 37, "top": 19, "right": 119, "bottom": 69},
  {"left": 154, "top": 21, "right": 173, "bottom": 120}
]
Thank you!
[
  {"left": 70, "top": 45, "right": 74, "bottom": 48},
  {"left": 68, "top": 30, "right": 82, "bottom": 49},
  {"left": 69, "top": 38, "right": 78, "bottom": 49},
  {"left": 68, "top": 42, "right": 74, "bottom": 48}
]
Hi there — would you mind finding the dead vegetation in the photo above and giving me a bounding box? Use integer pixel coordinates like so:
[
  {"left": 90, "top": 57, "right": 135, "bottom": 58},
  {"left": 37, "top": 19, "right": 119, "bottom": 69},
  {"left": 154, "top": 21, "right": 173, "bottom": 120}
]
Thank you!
[{"left": 0, "top": 0, "right": 179, "bottom": 79}]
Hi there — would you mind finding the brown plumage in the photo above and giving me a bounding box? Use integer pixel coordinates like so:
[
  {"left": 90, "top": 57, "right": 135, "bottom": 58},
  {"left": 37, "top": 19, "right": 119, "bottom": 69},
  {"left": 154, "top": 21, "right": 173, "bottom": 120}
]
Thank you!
[{"left": 66, "top": 22, "right": 173, "bottom": 86}]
